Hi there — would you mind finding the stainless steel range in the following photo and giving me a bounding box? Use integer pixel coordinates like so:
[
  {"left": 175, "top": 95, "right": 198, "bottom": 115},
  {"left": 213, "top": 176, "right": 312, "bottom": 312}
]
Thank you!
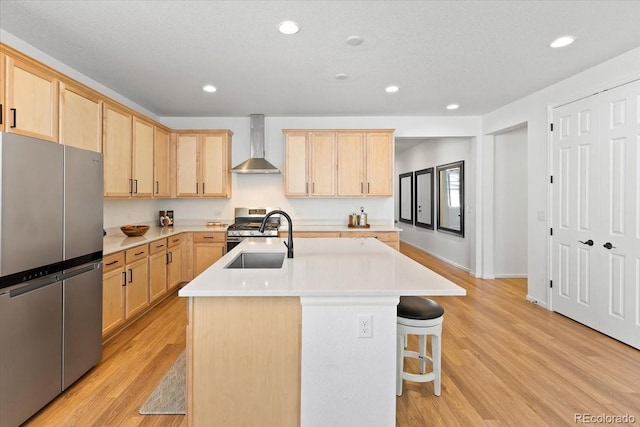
[{"left": 226, "top": 207, "right": 281, "bottom": 251}]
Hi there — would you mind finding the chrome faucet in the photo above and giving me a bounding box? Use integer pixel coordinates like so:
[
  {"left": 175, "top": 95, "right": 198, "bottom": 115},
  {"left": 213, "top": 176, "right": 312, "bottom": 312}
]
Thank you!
[{"left": 260, "top": 210, "right": 293, "bottom": 258}]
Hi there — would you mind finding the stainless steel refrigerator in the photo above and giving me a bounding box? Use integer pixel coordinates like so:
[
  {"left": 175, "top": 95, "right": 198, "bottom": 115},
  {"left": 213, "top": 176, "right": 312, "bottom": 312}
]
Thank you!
[{"left": 0, "top": 132, "right": 103, "bottom": 427}]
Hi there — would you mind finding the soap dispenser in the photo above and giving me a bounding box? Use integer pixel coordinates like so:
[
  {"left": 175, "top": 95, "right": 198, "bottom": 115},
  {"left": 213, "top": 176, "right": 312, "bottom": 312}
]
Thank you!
[{"left": 358, "top": 206, "right": 368, "bottom": 226}]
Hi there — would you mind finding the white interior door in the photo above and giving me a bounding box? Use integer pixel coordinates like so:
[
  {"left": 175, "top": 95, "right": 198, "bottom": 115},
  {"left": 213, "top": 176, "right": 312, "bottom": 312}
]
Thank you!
[
  {"left": 596, "top": 80, "right": 640, "bottom": 349},
  {"left": 552, "top": 79, "right": 640, "bottom": 350},
  {"left": 551, "top": 95, "right": 600, "bottom": 329}
]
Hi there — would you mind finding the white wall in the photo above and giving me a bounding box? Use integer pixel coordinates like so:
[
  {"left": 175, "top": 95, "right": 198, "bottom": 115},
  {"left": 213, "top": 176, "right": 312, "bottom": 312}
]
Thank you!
[
  {"left": 482, "top": 46, "right": 640, "bottom": 306},
  {"left": 394, "top": 138, "right": 472, "bottom": 271},
  {"left": 493, "top": 125, "right": 527, "bottom": 277}
]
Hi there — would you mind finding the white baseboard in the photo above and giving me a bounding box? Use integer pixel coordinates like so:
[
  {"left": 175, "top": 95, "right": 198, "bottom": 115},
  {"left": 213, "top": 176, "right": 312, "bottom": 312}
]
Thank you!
[
  {"left": 494, "top": 274, "right": 528, "bottom": 279},
  {"left": 401, "top": 241, "right": 470, "bottom": 272},
  {"left": 526, "top": 295, "right": 548, "bottom": 309}
]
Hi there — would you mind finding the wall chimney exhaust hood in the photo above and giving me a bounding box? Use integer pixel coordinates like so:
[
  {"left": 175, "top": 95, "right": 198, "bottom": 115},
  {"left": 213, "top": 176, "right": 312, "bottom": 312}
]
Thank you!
[{"left": 231, "top": 114, "right": 280, "bottom": 174}]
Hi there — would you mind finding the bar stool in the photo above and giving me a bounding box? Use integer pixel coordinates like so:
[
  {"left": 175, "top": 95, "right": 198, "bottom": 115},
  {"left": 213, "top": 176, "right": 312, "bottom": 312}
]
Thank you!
[{"left": 396, "top": 296, "right": 444, "bottom": 396}]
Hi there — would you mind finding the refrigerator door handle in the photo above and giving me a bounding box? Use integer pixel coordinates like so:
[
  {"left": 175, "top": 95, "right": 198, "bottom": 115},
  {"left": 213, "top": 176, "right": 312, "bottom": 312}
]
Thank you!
[
  {"left": 9, "top": 275, "right": 61, "bottom": 298},
  {"left": 60, "top": 263, "right": 100, "bottom": 281}
]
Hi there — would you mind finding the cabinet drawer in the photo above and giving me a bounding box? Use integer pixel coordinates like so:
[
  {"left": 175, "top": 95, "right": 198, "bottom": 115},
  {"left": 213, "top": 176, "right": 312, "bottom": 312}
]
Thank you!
[
  {"left": 193, "top": 232, "right": 225, "bottom": 243},
  {"left": 149, "top": 238, "right": 167, "bottom": 255},
  {"left": 168, "top": 234, "right": 183, "bottom": 248},
  {"left": 340, "top": 231, "right": 398, "bottom": 242},
  {"left": 125, "top": 244, "right": 149, "bottom": 263},
  {"left": 103, "top": 252, "right": 125, "bottom": 273}
]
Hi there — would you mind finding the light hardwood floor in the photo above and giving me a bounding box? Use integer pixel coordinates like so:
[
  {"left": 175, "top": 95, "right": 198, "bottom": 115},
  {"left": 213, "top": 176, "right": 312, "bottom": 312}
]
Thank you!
[{"left": 26, "top": 242, "right": 639, "bottom": 426}]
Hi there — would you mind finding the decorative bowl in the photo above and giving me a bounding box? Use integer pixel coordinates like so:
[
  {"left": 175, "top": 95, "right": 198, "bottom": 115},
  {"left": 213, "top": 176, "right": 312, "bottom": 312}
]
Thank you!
[{"left": 120, "top": 225, "right": 150, "bottom": 237}]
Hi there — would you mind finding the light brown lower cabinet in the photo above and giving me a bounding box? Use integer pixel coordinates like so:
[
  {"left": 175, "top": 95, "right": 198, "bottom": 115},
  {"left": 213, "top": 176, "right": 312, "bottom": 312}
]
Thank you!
[
  {"left": 124, "top": 245, "right": 149, "bottom": 319},
  {"left": 192, "top": 232, "right": 226, "bottom": 277},
  {"left": 167, "top": 234, "right": 184, "bottom": 290},
  {"left": 149, "top": 239, "right": 168, "bottom": 303},
  {"left": 102, "top": 251, "right": 126, "bottom": 337}
]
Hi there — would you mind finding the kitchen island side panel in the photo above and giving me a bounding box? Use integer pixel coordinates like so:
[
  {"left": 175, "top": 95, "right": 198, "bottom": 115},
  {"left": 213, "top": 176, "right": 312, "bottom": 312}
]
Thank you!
[{"left": 188, "top": 296, "right": 301, "bottom": 427}]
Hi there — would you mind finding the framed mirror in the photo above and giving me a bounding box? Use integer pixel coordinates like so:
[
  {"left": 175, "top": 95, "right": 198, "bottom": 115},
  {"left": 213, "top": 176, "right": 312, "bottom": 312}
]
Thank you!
[
  {"left": 437, "top": 161, "right": 464, "bottom": 236},
  {"left": 398, "top": 172, "right": 413, "bottom": 224},
  {"left": 414, "top": 168, "right": 434, "bottom": 229}
]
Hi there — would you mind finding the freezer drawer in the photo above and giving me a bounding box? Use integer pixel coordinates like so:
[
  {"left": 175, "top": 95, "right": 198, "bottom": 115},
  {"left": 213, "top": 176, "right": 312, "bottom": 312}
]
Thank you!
[{"left": 0, "top": 278, "right": 63, "bottom": 427}]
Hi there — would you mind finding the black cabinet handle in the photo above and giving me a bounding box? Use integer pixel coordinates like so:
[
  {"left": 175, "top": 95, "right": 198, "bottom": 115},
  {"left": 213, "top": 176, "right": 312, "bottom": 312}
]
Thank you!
[
  {"left": 368, "top": 182, "right": 370, "bottom": 194},
  {"left": 166, "top": 253, "right": 170, "bottom": 265},
  {"left": 360, "top": 182, "right": 363, "bottom": 194},
  {"left": 603, "top": 242, "right": 616, "bottom": 250},
  {"left": 196, "top": 182, "right": 199, "bottom": 194},
  {"left": 203, "top": 236, "right": 214, "bottom": 239},
  {"left": 122, "top": 271, "right": 126, "bottom": 286},
  {"left": 578, "top": 239, "right": 594, "bottom": 246},
  {"left": 106, "top": 260, "right": 119, "bottom": 266},
  {"left": 10, "top": 108, "right": 17, "bottom": 128},
  {"left": 129, "top": 179, "right": 133, "bottom": 194},
  {"left": 169, "top": 252, "right": 173, "bottom": 263},
  {"left": 202, "top": 182, "right": 205, "bottom": 194},
  {"left": 0, "top": 104, "right": 3, "bottom": 125},
  {"left": 155, "top": 181, "right": 159, "bottom": 194},
  {"left": 134, "top": 251, "right": 144, "bottom": 256},
  {"left": 128, "top": 269, "right": 133, "bottom": 283},
  {"left": 134, "top": 179, "right": 138, "bottom": 194}
]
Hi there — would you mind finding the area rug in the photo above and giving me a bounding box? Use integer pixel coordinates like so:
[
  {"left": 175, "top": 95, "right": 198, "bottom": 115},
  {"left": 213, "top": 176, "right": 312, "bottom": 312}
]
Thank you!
[{"left": 139, "top": 350, "right": 186, "bottom": 415}]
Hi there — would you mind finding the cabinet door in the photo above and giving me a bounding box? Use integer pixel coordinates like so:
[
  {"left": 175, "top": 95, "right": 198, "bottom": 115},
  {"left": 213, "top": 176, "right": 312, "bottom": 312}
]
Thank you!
[
  {"left": 193, "top": 243, "right": 224, "bottom": 277},
  {"left": 102, "top": 267, "right": 125, "bottom": 337},
  {"left": 149, "top": 251, "right": 167, "bottom": 303},
  {"left": 337, "top": 133, "right": 365, "bottom": 196},
  {"left": 310, "top": 132, "right": 336, "bottom": 196},
  {"left": 176, "top": 134, "right": 199, "bottom": 197},
  {"left": 59, "top": 82, "right": 102, "bottom": 152},
  {"left": 201, "top": 133, "right": 230, "bottom": 197},
  {"left": 167, "top": 244, "right": 183, "bottom": 290},
  {"left": 284, "top": 132, "right": 309, "bottom": 196},
  {"left": 5, "top": 56, "right": 59, "bottom": 142},
  {"left": 132, "top": 117, "right": 154, "bottom": 197},
  {"left": 103, "top": 103, "right": 132, "bottom": 197},
  {"left": 154, "top": 127, "right": 171, "bottom": 198},
  {"left": 125, "top": 259, "right": 149, "bottom": 319},
  {"left": 365, "top": 132, "right": 393, "bottom": 196}
]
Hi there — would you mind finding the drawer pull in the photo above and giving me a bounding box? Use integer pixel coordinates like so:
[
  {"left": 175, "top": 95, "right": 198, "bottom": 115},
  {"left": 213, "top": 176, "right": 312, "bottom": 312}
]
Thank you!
[
  {"left": 203, "top": 236, "right": 214, "bottom": 239},
  {"left": 172, "top": 238, "right": 180, "bottom": 243},
  {"left": 10, "top": 108, "right": 16, "bottom": 128},
  {"left": 155, "top": 244, "right": 165, "bottom": 248},
  {"left": 122, "top": 271, "right": 126, "bottom": 286},
  {"left": 106, "top": 260, "right": 119, "bottom": 266},
  {"left": 134, "top": 251, "right": 145, "bottom": 256}
]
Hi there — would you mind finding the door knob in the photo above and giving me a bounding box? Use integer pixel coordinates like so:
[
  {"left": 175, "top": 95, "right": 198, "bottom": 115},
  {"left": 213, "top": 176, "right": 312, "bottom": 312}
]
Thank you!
[
  {"left": 578, "top": 239, "right": 594, "bottom": 246},
  {"left": 603, "top": 242, "right": 616, "bottom": 250}
]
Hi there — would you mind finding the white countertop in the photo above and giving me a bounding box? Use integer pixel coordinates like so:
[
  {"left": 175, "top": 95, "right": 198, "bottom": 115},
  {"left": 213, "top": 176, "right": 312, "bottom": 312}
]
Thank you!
[
  {"left": 103, "top": 225, "right": 227, "bottom": 255},
  {"left": 283, "top": 225, "right": 402, "bottom": 232},
  {"left": 103, "top": 224, "right": 402, "bottom": 255},
  {"left": 179, "top": 237, "right": 465, "bottom": 297}
]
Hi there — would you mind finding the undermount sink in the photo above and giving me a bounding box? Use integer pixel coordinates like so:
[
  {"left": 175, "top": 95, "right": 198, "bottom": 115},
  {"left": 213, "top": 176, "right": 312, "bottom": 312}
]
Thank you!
[{"left": 224, "top": 252, "right": 286, "bottom": 269}]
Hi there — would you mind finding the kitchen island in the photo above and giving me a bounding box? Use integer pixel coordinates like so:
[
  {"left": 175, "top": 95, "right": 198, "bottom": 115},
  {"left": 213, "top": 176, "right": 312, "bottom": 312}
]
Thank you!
[{"left": 179, "top": 237, "right": 465, "bottom": 427}]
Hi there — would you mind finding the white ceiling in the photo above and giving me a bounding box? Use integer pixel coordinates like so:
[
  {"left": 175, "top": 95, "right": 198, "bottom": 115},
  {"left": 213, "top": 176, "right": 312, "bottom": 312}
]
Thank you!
[{"left": 1, "top": 0, "right": 639, "bottom": 118}]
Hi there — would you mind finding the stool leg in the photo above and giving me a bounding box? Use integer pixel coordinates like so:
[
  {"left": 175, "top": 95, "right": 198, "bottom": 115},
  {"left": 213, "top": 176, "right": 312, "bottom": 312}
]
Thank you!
[
  {"left": 418, "top": 335, "right": 427, "bottom": 374},
  {"left": 433, "top": 333, "right": 441, "bottom": 396},
  {"left": 396, "top": 332, "right": 404, "bottom": 396}
]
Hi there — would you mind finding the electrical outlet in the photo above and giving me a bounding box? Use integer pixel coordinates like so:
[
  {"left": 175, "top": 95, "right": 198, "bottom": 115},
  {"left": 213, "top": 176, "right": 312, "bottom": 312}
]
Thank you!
[{"left": 357, "top": 314, "right": 372, "bottom": 338}]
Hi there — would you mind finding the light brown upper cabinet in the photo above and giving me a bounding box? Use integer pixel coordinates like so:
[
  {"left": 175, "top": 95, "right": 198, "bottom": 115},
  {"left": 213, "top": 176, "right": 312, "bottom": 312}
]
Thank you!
[
  {"left": 284, "top": 129, "right": 394, "bottom": 198},
  {"left": 284, "top": 131, "right": 336, "bottom": 197},
  {"left": 131, "top": 117, "right": 154, "bottom": 197},
  {"left": 3, "top": 54, "right": 59, "bottom": 142},
  {"left": 154, "top": 127, "right": 171, "bottom": 198},
  {"left": 103, "top": 102, "right": 133, "bottom": 197},
  {"left": 175, "top": 131, "right": 232, "bottom": 198},
  {"left": 59, "top": 82, "right": 102, "bottom": 152},
  {"left": 337, "top": 131, "right": 393, "bottom": 197}
]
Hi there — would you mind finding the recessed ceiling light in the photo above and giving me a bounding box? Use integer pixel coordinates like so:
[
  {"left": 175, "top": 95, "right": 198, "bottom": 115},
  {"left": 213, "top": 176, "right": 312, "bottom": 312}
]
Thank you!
[
  {"left": 278, "top": 20, "right": 300, "bottom": 35},
  {"left": 202, "top": 85, "right": 217, "bottom": 93},
  {"left": 550, "top": 36, "right": 575, "bottom": 48},
  {"left": 385, "top": 85, "right": 399, "bottom": 93},
  {"left": 346, "top": 35, "right": 364, "bottom": 46},
  {"left": 335, "top": 73, "right": 349, "bottom": 80},
  {"left": 446, "top": 104, "right": 459, "bottom": 110}
]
